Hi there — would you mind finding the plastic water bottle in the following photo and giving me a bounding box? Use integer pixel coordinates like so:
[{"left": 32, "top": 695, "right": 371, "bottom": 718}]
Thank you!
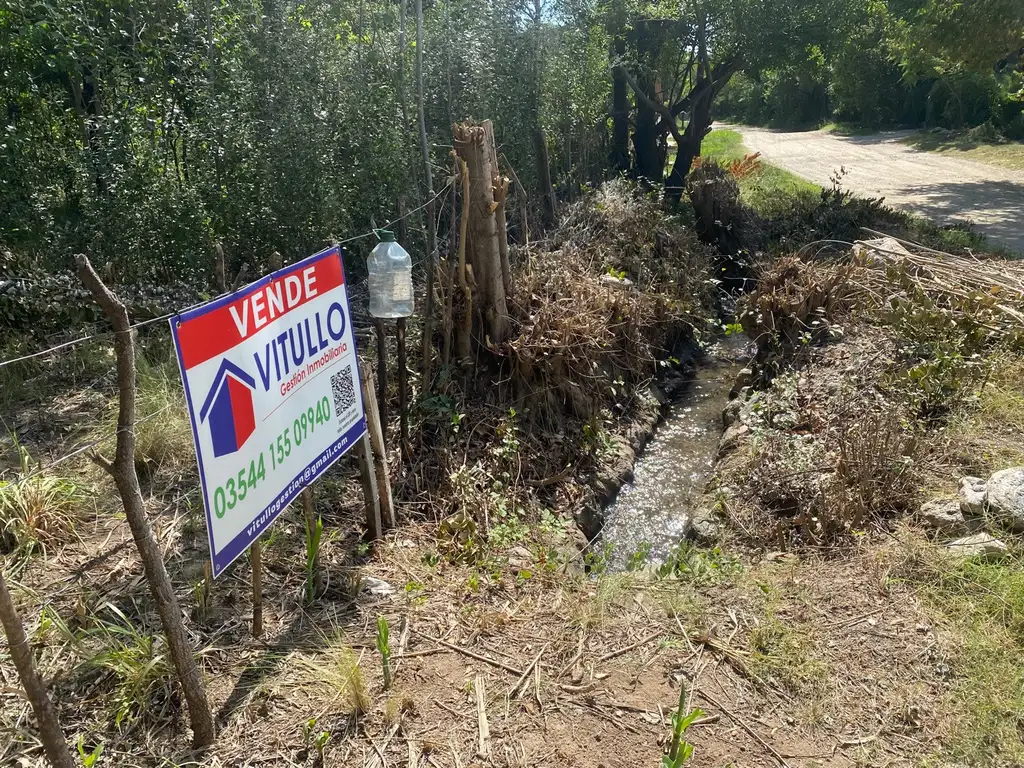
[{"left": 367, "top": 231, "right": 414, "bottom": 318}]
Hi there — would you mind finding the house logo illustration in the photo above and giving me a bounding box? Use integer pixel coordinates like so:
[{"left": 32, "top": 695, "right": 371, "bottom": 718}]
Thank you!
[{"left": 199, "top": 359, "right": 257, "bottom": 458}]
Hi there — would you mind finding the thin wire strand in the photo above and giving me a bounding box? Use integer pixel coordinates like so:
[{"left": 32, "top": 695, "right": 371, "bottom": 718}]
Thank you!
[
  {"left": 0, "top": 182, "right": 454, "bottom": 372},
  {"left": 5, "top": 403, "right": 177, "bottom": 487}
]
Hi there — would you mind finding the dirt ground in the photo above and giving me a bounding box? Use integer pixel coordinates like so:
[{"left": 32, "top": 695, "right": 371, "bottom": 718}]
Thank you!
[
  {"left": 1, "top": 507, "right": 968, "bottom": 768},
  {"left": 725, "top": 125, "right": 1024, "bottom": 254}
]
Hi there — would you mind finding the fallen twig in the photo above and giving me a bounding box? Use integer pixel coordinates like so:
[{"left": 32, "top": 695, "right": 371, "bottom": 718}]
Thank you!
[
  {"left": 416, "top": 632, "right": 524, "bottom": 676},
  {"left": 475, "top": 673, "right": 491, "bottom": 759},
  {"left": 598, "top": 630, "right": 663, "bottom": 663},
  {"left": 509, "top": 644, "right": 547, "bottom": 699},
  {"left": 697, "top": 688, "right": 791, "bottom": 768}
]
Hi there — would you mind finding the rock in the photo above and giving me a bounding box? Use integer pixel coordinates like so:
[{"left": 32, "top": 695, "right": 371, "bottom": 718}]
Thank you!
[
  {"left": 722, "top": 397, "right": 742, "bottom": 427},
  {"left": 598, "top": 273, "right": 634, "bottom": 291},
  {"left": 739, "top": 391, "right": 763, "bottom": 426},
  {"left": 730, "top": 369, "right": 754, "bottom": 397},
  {"left": 689, "top": 509, "right": 722, "bottom": 544},
  {"left": 361, "top": 576, "right": 395, "bottom": 597},
  {"left": 959, "top": 476, "right": 986, "bottom": 517},
  {"left": 917, "top": 498, "right": 968, "bottom": 536},
  {"left": 717, "top": 423, "right": 749, "bottom": 457},
  {"left": 946, "top": 533, "right": 1008, "bottom": 560},
  {"left": 507, "top": 545, "right": 534, "bottom": 569},
  {"left": 648, "top": 383, "right": 668, "bottom": 406},
  {"left": 984, "top": 467, "right": 1024, "bottom": 532}
]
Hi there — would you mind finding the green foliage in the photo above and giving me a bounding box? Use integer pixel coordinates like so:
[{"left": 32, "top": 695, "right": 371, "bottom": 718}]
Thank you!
[
  {"left": 75, "top": 603, "right": 175, "bottom": 728},
  {"left": 375, "top": 616, "right": 393, "bottom": 690},
  {"left": 655, "top": 541, "right": 740, "bottom": 584},
  {"left": 76, "top": 737, "right": 104, "bottom": 768},
  {"left": 882, "top": 265, "right": 1018, "bottom": 420},
  {"left": 715, "top": 0, "right": 1023, "bottom": 134},
  {"left": 662, "top": 681, "right": 703, "bottom": 767}
]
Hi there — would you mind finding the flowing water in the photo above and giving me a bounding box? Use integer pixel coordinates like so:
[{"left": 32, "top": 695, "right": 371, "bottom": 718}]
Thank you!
[{"left": 600, "top": 336, "right": 748, "bottom": 568}]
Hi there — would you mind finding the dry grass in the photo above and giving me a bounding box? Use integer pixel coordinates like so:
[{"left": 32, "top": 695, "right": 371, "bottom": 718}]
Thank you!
[
  {"left": 297, "top": 635, "right": 371, "bottom": 716},
  {"left": 0, "top": 466, "right": 84, "bottom": 559},
  {"left": 509, "top": 180, "right": 715, "bottom": 424}
]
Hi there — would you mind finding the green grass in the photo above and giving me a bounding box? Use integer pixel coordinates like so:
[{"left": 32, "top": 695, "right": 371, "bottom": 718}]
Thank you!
[
  {"left": 817, "top": 121, "right": 882, "bottom": 137},
  {"left": 905, "top": 545, "right": 1024, "bottom": 764},
  {"left": 699, "top": 129, "right": 820, "bottom": 214},
  {"left": 94, "top": 350, "right": 193, "bottom": 473},
  {"left": 902, "top": 129, "right": 1024, "bottom": 172}
]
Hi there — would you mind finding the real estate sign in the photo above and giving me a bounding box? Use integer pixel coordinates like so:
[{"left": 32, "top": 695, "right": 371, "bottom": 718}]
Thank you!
[{"left": 171, "top": 246, "right": 367, "bottom": 577}]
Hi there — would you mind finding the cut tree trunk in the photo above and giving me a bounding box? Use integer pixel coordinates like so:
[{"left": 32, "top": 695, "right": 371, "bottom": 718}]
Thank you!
[
  {"left": 454, "top": 122, "right": 511, "bottom": 347},
  {"left": 481, "top": 121, "right": 511, "bottom": 299},
  {"left": 75, "top": 254, "right": 216, "bottom": 750},
  {"left": 0, "top": 570, "right": 76, "bottom": 768}
]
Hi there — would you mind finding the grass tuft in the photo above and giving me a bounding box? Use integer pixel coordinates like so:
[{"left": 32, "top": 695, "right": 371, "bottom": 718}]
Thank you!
[
  {"left": 747, "top": 612, "right": 825, "bottom": 693},
  {"left": 94, "top": 351, "right": 193, "bottom": 472},
  {"left": 300, "top": 636, "right": 371, "bottom": 716},
  {"left": 0, "top": 449, "right": 84, "bottom": 559}
]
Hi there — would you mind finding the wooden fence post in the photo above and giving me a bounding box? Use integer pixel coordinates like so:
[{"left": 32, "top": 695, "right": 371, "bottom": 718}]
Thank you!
[
  {"left": 361, "top": 367, "right": 396, "bottom": 529},
  {"left": 396, "top": 317, "right": 410, "bottom": 459},
  {"left": 0, "top": 570, "right": 75, "bottom": 768},
  {"left": 250, "top": 542, "right": 263, "bottom": 638},
  {"left": 375, "top": 320, "right": 389, "bottom": 435},
  {"left": 76, "top": 254, "right": 216, "bottom": 749},
  {"left": 357, "top": 435, "right": 382, "bottom": 539}
]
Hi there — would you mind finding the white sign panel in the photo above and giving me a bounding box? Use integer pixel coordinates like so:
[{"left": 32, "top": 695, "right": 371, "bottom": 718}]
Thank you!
[{"left": 171, "top": 246, "right": 367, "bottom": 577}]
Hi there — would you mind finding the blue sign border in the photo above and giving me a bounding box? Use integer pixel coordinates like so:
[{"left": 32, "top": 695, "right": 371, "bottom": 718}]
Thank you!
[{"left": 170, "top": 245, "right": 368, "bottom": 578}]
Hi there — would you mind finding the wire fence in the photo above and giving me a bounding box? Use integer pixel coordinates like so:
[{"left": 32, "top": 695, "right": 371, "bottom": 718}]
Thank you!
[
  {"left": 1, "top": 181, "right": 453, "bottom": 491},
  {"left": 0, "top": 181, "right": 453, "bottom": 374}
]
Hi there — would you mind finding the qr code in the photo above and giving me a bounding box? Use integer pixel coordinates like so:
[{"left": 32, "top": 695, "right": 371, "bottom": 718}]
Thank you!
[{"left": 331, "top": 365, "right": 357, "bottom": 418}]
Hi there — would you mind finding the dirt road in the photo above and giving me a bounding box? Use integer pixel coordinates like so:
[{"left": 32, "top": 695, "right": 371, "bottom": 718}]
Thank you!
[{"left": 728, "top": 125, "right": 1024, "bottom": 253}]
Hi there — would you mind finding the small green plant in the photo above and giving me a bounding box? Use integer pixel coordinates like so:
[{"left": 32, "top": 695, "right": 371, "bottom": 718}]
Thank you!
[
  {"left": 83, "top": 603, "right": 174, "bottom": 727},
  {"left": 76, "top": 737, "right": 104, "bottom": 767},
  {"left": 625, "top": 542, "right": 652, "bottom": 572},
  {"left": 656, "top": 542, "right": 740, "bottom": 585},
  {"left": 313, "top": 728, "right": 330, "bottom": 760},
  {"left": 302, "top": 717, "right": 331, "bottom": 761},
  {"left": 494, "top": 407, "right": 520, "bottom": 464},
  {"left": 376, "top": 616, "right": 393, "bottom": 690},
  {"left": 662, "top": 682, "right": 703, "bottom": 767},
  {"left": 304, "top": 513, "right": 324, "bottom": 603},
  {"left": 583, "top": 542, "right": 614, "bottom": 577}
]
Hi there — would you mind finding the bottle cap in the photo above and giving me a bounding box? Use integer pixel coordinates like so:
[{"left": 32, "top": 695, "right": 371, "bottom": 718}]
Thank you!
[{"left": 373, "top": 229, "right": 397, "bottom": 243}]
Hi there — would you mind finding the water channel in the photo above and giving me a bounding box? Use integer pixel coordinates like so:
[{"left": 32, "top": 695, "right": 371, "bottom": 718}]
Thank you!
[{"left": 600, "top": 335, "right": 748, "bottom": 568}]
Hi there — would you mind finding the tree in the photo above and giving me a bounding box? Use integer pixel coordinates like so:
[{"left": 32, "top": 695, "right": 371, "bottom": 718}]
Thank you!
[{"left": 593, "top": 0, "right": 830, "bottom": 202}]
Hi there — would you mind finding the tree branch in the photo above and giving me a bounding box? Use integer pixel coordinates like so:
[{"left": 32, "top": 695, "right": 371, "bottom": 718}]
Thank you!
[{"left": 612, "top": 64, "right": 685, "bottom": 146}]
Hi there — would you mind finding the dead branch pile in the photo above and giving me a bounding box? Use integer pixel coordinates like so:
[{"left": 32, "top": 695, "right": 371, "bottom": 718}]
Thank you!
[
  {"left": 853, "top": 234, "right": 1024, "bottom": 334},
  {"left": 739, "top": 255, "right": 862, "bottom": 372},
  {"left": 507, "top": 180, "right": 716, "bottom": 423}
]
